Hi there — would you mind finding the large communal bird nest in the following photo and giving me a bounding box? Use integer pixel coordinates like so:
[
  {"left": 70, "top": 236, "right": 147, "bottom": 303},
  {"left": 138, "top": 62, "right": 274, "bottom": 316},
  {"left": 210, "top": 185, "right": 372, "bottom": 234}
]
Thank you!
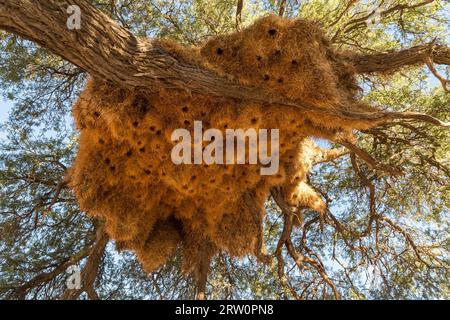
[{"left": 69, "top": 16, "right": 396, "bottom": 279}]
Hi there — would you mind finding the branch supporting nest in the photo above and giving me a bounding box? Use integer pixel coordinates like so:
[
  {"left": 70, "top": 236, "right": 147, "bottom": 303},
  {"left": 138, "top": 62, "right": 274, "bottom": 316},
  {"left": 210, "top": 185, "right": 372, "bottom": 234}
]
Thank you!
[
  {"left": 349, "top": 42, "right": 450, "bottom": 74},
  {"left": 0, "top": 1, "right": 448, "bottom": 129}
]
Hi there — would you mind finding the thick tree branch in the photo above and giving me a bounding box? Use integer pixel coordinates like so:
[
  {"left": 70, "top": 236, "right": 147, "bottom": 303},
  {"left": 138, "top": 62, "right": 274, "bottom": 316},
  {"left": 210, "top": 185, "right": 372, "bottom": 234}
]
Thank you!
[
  {"left": 0, "top": 0, "right": 262, "bottom": 100},
  {"left": 349, "top": 43, "right": 450, "bottom": 74},
  {"left": 0, "top": 0, "right": 448, "bottom": 128}
]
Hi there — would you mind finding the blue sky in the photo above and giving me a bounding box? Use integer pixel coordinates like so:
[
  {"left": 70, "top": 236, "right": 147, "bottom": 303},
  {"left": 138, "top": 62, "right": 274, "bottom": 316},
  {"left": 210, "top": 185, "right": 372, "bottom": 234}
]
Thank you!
[
  {"left": 0, "top": 99, "right": 11, "bottom": 122},
  {"left": 0, "top": 99, "right": 13, "bottom": 141},
  {"left": 0, "top": 99, "right": 12, "bottom": 131}
]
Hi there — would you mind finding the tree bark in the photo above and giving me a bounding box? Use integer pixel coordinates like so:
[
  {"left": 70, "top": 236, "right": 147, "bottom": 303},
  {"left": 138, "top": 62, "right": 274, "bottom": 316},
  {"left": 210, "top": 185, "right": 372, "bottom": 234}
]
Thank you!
[
  {"left": 350, "top": 43, "right": 450, "bottom": 74},
  {"left": 0, "top": 0, "right": 269, "bottom": 101}
]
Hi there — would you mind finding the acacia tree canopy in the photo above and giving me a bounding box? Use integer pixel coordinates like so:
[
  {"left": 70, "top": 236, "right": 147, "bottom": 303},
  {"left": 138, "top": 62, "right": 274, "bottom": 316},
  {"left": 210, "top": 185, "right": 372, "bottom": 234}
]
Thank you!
[{"left": 0, "top": 0, "right": 448, "bottom": 300}]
